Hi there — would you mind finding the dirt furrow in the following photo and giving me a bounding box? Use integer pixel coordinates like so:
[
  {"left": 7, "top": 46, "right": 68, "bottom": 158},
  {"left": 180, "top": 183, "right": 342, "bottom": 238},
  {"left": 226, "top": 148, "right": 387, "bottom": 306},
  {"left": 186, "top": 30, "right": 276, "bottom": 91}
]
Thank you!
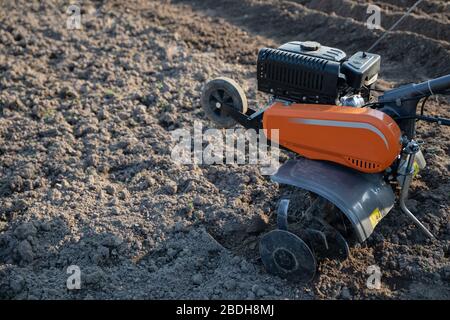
[
  {"left": 357, "top": 0, "right": 450, "bottom": 17},
  {"left": 173, "top": 0, "right": 450, "bottom": 81},
  {"left": 289, "top": 0, "right": 449, "bottom": 43}
]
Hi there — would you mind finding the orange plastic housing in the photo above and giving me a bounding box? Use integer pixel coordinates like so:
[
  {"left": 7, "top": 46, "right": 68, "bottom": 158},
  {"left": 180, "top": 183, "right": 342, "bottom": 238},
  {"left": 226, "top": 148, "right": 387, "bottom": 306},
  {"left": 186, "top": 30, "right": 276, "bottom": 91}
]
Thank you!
[{"left": 263, "top": 102, "right": 402, "bottom": 173}]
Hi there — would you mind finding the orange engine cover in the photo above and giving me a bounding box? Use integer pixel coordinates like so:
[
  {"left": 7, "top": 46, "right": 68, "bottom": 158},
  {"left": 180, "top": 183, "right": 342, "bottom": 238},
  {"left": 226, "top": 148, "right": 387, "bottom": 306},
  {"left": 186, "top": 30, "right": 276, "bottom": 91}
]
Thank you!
[{"left": 263, "top": 102, "right": 402, "bottom": 173}]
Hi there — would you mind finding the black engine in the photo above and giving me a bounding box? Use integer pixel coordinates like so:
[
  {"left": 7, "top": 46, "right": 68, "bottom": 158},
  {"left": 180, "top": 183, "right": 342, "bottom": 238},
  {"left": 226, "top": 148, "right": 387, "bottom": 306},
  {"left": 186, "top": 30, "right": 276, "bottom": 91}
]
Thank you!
[{"left": 257, "top": 41, "right": 380, "bottom": 105}]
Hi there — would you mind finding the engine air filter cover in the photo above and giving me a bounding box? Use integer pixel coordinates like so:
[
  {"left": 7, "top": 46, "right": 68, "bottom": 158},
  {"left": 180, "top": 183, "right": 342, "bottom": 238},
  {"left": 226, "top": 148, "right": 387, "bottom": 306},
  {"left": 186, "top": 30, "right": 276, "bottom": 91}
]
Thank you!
[{"left": 257, "top": 47, "right": 343, "bottom": 104}]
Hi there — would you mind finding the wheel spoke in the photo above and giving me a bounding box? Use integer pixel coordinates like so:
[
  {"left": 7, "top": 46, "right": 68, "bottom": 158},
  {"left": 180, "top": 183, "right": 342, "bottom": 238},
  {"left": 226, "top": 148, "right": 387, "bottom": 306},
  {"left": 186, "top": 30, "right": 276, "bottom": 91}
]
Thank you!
[
  {"left": 211, "top": 91, "right": 222, "bottom": 103},
  {"left": 222, "top": 91, "right": 233, "bottom": 104}
]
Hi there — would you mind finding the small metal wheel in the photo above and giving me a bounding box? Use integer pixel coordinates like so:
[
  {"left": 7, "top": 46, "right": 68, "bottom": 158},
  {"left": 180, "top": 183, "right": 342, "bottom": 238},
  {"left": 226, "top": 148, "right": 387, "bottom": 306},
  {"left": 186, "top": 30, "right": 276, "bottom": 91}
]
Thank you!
[
  {"left": 259, "top": 230, "right": 316, "bottom": 283},
  {"left": 200, "top": 77, "right": 248, "bottom": 128}
]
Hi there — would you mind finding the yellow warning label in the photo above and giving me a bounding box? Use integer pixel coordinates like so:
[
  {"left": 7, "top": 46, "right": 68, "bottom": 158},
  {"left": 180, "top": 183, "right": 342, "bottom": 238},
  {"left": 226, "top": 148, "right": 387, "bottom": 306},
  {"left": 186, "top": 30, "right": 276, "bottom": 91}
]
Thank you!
[{"left": 369, "top": 208, "right": 383, "bottom": 228}]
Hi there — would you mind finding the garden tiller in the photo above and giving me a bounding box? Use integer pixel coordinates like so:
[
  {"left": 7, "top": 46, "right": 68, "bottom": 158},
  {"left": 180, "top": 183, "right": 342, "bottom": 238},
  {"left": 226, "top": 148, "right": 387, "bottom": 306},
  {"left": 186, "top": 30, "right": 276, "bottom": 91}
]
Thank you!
[{"left": 200, "top": 40, "right": 450, "bottom": 282}]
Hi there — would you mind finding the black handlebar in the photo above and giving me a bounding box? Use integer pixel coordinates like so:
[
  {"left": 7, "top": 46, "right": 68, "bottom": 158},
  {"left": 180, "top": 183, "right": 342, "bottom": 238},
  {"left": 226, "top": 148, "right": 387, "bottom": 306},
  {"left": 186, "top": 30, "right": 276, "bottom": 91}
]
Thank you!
[
  {"left": 378, "top": 74, "right": 450, "bottom": 138},
  {"left": 380, "top": 74, "right": 450, "bottom": 102},
  {"left": 413, "top": 74, "right": 450, "bottom": 96}
]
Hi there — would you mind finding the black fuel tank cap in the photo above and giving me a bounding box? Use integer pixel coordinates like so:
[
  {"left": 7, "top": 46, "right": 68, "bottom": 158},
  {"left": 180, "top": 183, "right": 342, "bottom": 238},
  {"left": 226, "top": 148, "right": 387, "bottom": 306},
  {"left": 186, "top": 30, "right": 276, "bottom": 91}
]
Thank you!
[{"left": 300, "top": 41, "right": 321, "bottom": 51}]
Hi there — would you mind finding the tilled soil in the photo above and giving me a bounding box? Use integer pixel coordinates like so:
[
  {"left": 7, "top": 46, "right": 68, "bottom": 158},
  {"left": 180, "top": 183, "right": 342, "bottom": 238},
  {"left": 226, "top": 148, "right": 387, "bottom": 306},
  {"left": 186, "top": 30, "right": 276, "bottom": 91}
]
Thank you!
[{"left": 0, "top": 0, "right": 449, "bottom": 299}]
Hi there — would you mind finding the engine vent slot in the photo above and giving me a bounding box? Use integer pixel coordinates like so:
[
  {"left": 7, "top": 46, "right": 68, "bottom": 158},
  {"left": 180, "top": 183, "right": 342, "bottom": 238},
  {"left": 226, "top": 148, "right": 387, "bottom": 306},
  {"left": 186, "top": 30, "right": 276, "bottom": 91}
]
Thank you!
[{"left": 347, "top": 157, "right": 380, "bottom": 170}]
